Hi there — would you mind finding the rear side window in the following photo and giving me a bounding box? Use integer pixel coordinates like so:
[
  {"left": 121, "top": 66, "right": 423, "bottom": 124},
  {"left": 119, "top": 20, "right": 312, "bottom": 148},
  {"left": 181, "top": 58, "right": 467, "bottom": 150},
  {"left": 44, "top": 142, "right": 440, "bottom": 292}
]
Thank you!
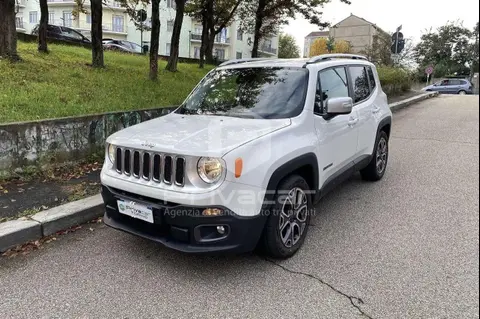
[
  {"left": 367, "top": 67, "right": 376, "bottom": 91},
  {"left": 349, "top": 66, "right": 371, "bottom": 103}
]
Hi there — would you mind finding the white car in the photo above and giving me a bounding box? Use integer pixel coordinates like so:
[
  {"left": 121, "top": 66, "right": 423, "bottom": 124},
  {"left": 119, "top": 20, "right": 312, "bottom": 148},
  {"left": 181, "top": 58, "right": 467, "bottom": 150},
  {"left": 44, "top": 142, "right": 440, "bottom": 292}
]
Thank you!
[{"left": 100, "top": 54, "right": 392, "bottom": 258}]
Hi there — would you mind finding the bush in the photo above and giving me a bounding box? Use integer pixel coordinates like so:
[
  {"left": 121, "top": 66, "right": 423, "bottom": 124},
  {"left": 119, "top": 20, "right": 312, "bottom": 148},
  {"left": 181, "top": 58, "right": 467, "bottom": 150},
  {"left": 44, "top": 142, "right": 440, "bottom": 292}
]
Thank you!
[{"left": 377, "top": 66, "right": 412, "bottom": 96}]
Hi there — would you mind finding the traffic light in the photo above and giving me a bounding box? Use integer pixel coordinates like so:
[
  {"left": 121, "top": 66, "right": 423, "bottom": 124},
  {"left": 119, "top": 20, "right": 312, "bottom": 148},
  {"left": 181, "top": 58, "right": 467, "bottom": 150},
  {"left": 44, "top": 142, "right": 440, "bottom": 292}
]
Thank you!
[{"left": 391, "top": 32, "right": 405, "bottom": 54}]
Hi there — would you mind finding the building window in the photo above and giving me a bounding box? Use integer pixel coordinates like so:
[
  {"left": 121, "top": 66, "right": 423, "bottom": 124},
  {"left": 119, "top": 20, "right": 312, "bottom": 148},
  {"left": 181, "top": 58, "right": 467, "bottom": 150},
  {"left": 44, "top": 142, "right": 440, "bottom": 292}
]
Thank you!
[
  {"left": 62, "top": 11, "right": 72, "bottom": 27},
  {"left": 86, "top": 14, "right": 91, "bottom": 24},
  {"left": 237, "top": 29, "right": 243, "bottom": 41},
  {"left": 29, "top": 11, "right": 38, "bottom": 24},
  {"left": 215, "top": 49, "right": 225, "bottom": 60},
  {"left": 16, "top": 17, "right": 24, "bottom": 29},
  {"left": 112, "top": 15, "right": 124, "bottom": 32},
  {"left": 194, "top": 46, "right": 200, "bottom": 59},
  {"left": 48, "top": 12, "right": 54, "bottom": 23},
  {"left": 166, "top": 43, "right": 171, "bottom": 56},
  {"left": 166, "top": 0, "right": 176, "bottom": 9},
  {"left": 167, "top": 20, "right": 174, "bottom": 32},
  {"left": 194, "top": 25, "right": 202, "bottom": 35},
  {"left": 236, "top": 52, "right": 242, "bottom": 59}
]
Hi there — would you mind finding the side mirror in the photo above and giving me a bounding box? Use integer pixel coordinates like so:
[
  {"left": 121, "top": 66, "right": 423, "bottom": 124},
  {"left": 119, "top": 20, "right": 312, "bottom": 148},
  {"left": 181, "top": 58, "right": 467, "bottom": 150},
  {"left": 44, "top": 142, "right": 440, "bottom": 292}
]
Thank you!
[{"left": 325, "top": 97, "right": 353, "bottom": 116}]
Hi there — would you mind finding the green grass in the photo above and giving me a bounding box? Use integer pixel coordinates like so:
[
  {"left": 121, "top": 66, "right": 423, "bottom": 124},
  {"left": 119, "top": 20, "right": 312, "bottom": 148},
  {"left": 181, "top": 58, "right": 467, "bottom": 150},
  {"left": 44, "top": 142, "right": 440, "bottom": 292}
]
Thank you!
[{"left": 0, "top": 41, "right": 213, "bottom": 123}]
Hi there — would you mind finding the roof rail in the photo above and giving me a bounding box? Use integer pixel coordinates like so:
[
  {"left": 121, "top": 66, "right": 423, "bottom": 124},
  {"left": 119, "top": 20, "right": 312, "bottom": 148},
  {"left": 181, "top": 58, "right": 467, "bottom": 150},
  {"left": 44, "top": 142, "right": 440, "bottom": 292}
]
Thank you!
[
  {"left": 305, "top": 54, "right": 368, "bottom": 65},
  {"left": 219, "top": 58, "right": 273, "bottom": 67}
]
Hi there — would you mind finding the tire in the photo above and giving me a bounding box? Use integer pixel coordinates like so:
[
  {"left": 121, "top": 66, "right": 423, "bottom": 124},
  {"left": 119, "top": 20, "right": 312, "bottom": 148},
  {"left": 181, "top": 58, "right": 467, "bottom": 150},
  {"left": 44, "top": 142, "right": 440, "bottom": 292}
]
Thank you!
[
  {"left": 262, "top": 175, "right": 312, "bottom": 259},
  {"left": 360, "top": 131, "right": 389, "bottom": 182},
  {"left": 458, "top": 90, "right": 467, "bottom": 95}
]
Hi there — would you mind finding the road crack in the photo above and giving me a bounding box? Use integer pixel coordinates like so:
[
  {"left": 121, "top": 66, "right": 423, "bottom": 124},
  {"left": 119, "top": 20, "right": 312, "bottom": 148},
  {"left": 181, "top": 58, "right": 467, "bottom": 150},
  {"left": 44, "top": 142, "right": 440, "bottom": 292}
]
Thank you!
[{"left": 265, "top": 258, "right": 374, "bottom": 319}]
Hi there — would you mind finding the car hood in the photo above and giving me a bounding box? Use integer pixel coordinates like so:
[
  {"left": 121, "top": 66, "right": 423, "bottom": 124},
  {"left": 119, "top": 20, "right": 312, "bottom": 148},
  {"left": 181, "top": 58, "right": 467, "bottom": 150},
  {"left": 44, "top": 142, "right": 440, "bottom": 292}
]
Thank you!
[{"left": 106, "top": 113, "right": 291, "bottom": 157}]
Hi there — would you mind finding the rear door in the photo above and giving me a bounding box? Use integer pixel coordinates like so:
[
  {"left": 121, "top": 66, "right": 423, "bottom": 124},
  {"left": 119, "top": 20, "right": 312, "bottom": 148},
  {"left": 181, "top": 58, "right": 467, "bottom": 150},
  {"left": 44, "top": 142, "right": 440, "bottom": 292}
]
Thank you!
[{"left": 352, "top": 65, "right": 378, "bottom": 158}]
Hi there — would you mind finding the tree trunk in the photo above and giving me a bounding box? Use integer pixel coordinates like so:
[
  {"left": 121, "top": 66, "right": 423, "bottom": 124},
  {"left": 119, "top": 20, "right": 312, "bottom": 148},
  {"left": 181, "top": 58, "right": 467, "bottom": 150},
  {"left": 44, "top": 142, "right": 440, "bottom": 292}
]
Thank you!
[
  {"left": 206, "top": 27, "right": 215, "bottom": 64},
  {"left": 38, "top": 0, "right": 48, "bottom": 53},
  {"left": 251, "top": 0, "right": 265, "bottom": 58},
  {"left": 90, "top": 0, "right": 104, "bottom": 68},
  {"left": 149, "top": 0, "right": 161, "bottom": 80},
  {"left": 199, "top": 6, "right": 208, "bottom": 68},
  {"left": 166, "top": 0, "right": 185, "bottom": 72},
  {"left": 0, "top": 0, "right": 20, "bottom": 61}
]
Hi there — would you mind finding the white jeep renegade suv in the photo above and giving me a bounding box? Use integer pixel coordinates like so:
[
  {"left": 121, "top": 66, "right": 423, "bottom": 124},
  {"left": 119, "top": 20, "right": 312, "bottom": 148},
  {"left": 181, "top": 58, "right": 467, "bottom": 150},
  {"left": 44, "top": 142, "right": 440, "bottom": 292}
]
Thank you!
[{"left": 100, "top": 54, "right": 392, "bottom": 258}]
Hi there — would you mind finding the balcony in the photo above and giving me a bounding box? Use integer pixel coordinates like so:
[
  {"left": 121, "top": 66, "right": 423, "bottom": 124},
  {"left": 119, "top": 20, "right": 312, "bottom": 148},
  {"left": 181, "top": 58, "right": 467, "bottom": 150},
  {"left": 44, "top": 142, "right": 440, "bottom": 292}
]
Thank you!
[
  {"left": 75, "top": 20, "right": 127, "bottom": 34},
  {"left": 16, "top": 0, "right": 26, "bottom": 8},
  {"left": 190, "top": 33, "right": 230, "bottom": 45},
  {"left": 47, "top": 0, "right": 76, "bottom": 6},
  {"left": 259, "top": 45, "right": 277, "bottom": 55},
  {"left": 103, "top": 1, "right": 126, "bottom": 11}
]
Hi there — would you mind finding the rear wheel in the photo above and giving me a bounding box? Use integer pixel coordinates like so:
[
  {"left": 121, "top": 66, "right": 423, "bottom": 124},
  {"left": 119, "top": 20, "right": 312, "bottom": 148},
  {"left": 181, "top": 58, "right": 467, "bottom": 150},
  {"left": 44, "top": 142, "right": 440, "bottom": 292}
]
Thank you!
[
  {"left": 360, "top": 131, "right": 389, "bottom": 181},
  {"left": 262, "top": 175, "right": 312, "bottom": 259},
  {"left": 458, "top": 90, "right": 467, "bottom": 95}
]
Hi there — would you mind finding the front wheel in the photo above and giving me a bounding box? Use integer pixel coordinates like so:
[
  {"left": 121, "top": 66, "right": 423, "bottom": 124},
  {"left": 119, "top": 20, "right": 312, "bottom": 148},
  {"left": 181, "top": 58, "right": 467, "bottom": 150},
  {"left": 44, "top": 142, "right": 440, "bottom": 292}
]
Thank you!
[
  {"left": 262, "top": 175, "right": 312, "bottom": 259},
  {"left": 360, "top": 131, "right": 389, "bottom": 181}
]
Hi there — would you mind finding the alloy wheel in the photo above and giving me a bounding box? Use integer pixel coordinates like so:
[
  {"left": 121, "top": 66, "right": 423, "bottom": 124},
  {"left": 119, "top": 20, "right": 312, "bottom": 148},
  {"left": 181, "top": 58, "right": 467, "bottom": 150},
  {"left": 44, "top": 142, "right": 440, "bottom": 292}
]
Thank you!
[
  {"left": 376, "top": 137, "right": 388, "bottom": 174},
  {"left": 278, "top": 188, "right": 308, "bottom": 248}
]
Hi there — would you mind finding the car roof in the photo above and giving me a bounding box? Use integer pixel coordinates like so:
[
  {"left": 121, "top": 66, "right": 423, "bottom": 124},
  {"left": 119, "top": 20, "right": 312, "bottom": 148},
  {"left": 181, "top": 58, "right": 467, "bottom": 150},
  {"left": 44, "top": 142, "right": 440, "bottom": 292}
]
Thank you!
[{"left": 217, "top": 55, "right": 373, "bottom": 70}]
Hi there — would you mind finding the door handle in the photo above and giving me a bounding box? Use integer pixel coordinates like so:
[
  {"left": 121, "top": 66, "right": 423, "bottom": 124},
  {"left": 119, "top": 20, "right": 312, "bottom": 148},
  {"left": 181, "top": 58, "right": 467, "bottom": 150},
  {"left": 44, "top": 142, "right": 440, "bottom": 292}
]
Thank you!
[
  {"left": 372, "top": 105, "right": 381, "bottom": 114},
  {"left": 348, "top": 118, "right": 359, "bottom": 127}
]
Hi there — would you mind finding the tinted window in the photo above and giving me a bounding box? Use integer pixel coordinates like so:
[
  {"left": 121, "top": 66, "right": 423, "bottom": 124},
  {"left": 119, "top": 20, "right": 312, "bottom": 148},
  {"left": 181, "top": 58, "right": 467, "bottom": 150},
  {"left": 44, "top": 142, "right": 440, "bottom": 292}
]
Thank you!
[
  {"left": 177, "top": 67, "right": 308, "bottom": 119},
  {"left": 367, "top": 67, "right": 376, "bottom": 90},
  {"left": 350, "top": 66, "right": 371, "bottom": 103},
  {"left": 316, "top": 67, "right": 349, "bottom": 114},
  {"left": 449, "top": 80, "right": 461, "bottom": 85}
]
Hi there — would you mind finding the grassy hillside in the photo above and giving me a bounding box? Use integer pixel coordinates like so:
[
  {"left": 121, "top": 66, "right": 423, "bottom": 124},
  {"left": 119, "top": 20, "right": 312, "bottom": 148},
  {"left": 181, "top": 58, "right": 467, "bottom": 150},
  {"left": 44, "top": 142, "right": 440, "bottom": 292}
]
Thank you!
[{"left": 0, "top": 42, "right": 212, "bottom": 123}]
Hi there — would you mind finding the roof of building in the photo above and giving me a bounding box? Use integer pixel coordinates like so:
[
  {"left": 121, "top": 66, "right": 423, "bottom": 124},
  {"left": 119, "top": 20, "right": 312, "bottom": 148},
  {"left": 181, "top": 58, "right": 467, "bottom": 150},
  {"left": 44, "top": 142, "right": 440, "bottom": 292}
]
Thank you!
[
  {"left": 331, "top": 13, "right": 390, "bottom": 36},
  {"left": 305, "top": 31, "right": 330, "bottom": 39}
]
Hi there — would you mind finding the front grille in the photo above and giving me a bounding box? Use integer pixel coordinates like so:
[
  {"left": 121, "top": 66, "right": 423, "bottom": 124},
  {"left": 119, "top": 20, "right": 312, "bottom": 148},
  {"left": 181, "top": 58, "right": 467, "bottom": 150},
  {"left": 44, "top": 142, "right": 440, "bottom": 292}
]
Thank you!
[{"left": 114, "top": 148, "right": 186, "bottom": 186}]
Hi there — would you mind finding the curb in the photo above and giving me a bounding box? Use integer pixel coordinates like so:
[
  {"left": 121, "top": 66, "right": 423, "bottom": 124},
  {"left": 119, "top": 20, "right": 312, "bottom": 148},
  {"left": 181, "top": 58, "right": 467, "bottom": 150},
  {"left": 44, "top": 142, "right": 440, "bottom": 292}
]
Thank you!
[
  {"left": 389, "top": 91, "right": 439, "bottom": 112},
  {"left": 0, "top": 195, "right": 103, "bottom": 252},
  {"left": 0, "top": 91, "right": 440, "bottom": 253}
]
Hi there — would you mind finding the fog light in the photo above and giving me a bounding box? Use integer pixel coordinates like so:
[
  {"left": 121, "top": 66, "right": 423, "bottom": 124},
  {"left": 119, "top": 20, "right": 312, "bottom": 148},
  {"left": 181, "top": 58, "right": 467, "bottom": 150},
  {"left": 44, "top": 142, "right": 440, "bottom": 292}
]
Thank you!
[
  {"left": 216, "top": 226, "right": 226, "bottom": 235},
  {"left": 202, "top": 208, "right": 223, "bottom": 216}
]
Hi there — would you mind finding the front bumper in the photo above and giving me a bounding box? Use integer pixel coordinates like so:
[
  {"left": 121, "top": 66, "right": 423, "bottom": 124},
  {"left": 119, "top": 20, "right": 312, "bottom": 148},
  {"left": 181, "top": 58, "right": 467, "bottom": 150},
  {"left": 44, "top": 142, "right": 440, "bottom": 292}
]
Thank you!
[{"left": 101, "top": 185, "right": 268, "bottom": 254}]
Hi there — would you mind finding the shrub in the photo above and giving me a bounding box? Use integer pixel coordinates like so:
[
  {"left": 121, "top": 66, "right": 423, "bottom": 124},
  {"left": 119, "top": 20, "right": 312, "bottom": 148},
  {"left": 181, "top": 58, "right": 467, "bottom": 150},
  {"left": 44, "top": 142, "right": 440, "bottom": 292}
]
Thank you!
[{"left": 377, "top": 66, "right": 412, "bottom": 96}]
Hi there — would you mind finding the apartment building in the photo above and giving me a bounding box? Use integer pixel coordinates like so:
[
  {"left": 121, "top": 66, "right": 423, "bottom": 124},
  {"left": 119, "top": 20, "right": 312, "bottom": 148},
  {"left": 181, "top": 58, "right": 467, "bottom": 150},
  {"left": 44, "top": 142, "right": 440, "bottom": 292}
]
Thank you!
[{"left": 15, "top": 0, "right": 278, "bottom": 60}]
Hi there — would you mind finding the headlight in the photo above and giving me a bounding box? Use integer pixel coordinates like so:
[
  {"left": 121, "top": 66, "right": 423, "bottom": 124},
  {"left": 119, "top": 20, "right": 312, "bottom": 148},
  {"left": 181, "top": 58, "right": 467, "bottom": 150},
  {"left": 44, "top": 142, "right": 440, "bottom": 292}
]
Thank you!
[
  {"left": 107, "top": 144, "right": 116, "bottom": 163},
  {"left": 197, "top": 157, "right": 224, "bottom": 184}
]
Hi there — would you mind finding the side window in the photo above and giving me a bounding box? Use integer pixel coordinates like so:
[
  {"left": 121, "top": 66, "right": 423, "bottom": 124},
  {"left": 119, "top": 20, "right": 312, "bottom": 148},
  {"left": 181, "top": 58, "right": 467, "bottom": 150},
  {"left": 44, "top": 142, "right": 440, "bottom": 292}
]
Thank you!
[
  {"left": 315, "top": 67, "right": 349, "bottom": 114},
  {"left": 367, "top": 67, "right": 376, "bottom": 91},
  {"left": 350, "top": 66, "right": 371, "bottom": 103}
]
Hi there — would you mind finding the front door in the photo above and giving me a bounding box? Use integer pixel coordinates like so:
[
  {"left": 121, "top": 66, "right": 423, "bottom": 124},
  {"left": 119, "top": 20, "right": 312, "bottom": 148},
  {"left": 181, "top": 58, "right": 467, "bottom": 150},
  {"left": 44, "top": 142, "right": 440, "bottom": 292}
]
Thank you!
[{"left": 313, "top": 66, "right": 359, "bottom": 188}]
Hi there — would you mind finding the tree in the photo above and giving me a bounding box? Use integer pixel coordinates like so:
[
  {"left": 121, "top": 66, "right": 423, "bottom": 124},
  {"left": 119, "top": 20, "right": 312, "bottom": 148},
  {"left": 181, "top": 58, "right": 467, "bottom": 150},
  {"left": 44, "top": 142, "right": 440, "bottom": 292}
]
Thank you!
[
  {"left": 470, "top": 22, "right": 479, "bottom": 73},
  {"left": 360, "top": 32, "right": 392, "bottom": 66},
  {"left": 38, "top": 0, "right": 49, "bottom": 53},
  {"left": 186, "top": 0, "right": 242, "bottom": 67},
  {"left": 0, "top": 0, "right": 20, "bottom": 61},
  {"left": 332, "top": 39, "right": 351, "bottom": 53},
  {"left": 309, "top": 37, "right": 329, "bottom": 56},
  {"left": 149, "top": 0, "right": 161, "bottom": 79},
  {"left": 166, "top": 0, "right": 187, "bottom": 71},
  {"left": 90, "top": 0, "right": 104, "bottom": 68},
  {"left": 278, "top": 33, "right": 300, "bottom": 58},
  {"left": 414, "top": 21, "right": 472, "bottom": 76},
  {"left": 238, "top": 0, "right": 351, "bottom": 58}
]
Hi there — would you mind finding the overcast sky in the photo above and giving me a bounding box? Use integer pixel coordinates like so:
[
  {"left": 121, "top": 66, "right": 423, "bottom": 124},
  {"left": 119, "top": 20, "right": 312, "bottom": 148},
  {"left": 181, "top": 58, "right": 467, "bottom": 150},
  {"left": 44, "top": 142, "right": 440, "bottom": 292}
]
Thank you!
[{"left": 283, "top": 0, "right": 480, "bottom": 53}]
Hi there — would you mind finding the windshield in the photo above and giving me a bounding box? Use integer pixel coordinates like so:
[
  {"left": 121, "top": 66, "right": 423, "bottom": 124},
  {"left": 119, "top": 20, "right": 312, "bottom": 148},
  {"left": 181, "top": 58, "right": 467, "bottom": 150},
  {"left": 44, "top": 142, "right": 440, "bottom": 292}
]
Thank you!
[{"left": 176, "top": 67, "right": 308, "bottom": 119}]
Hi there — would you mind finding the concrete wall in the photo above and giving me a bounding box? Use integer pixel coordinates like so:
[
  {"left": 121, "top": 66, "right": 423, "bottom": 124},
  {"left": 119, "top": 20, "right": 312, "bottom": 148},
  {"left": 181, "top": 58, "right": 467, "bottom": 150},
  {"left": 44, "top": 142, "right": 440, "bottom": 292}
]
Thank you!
[
  {"left": 329, "top": 15, "right": 377, "bottom": 53},
  {"left": 0, "top": 107, "right": 176, "bottom": 174}
]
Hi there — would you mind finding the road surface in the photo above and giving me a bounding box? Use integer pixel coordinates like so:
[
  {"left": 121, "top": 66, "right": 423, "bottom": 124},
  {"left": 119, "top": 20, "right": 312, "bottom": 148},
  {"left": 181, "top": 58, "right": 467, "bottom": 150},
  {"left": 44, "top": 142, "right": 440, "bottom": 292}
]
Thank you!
[{"left": 1, "top": 95, "right": 479, "bottom": 319}]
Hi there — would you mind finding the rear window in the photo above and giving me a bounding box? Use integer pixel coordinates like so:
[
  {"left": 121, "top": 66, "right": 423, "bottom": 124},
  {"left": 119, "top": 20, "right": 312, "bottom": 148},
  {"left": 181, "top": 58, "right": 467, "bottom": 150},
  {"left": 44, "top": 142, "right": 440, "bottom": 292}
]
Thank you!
[{"left": 367, "top": 67, "right": 376, "bottom": 91}]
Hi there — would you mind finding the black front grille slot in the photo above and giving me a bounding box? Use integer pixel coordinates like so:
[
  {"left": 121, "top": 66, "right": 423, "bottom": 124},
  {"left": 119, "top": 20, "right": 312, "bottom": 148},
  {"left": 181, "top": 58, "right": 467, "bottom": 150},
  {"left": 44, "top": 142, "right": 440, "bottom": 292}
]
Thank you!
[
  {"left": 143, "top": 153, "right": 151, "bottom": 179},
  {"left": 164, "top": 156, "right": 173, "bottom": 184},
  {"left": 133, "top": 151, "right": 140, "bottom": 176},
  {"left": 153, "top": 155, "right": 161, "bottom": 181},
  {"left": 124, "top": 150, "right": 131, "bottom": 175},
  {"left": 115, "top": 148, "right": 122, "bottom": 171},
  {"left": 175, "top": 158, "right": 185, "bottom": 185}
]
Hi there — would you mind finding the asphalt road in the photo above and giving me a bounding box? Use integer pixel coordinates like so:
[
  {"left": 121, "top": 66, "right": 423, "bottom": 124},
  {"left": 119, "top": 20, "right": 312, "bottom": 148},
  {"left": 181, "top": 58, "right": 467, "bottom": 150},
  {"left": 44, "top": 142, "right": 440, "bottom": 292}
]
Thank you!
[{"left": 1, "top": 95, "right": 479, "bottom": 319}]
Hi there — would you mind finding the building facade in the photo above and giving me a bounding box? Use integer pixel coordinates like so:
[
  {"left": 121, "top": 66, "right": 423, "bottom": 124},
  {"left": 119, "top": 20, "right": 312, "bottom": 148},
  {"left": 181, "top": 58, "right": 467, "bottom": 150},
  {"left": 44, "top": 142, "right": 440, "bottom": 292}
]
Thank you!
[
  {"left": 15, "top": 0, "right": 278, "bottom": 60},
  {"left": 304, "top": 14, "right": 389, "bottom": 57}
]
